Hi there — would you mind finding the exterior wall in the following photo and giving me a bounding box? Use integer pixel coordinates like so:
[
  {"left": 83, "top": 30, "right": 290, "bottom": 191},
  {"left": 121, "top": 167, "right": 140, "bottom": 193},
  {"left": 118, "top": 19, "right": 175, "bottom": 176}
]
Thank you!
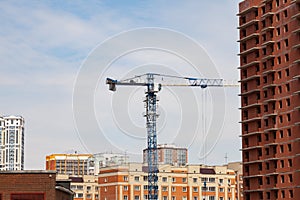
[
  {"left": 143, "top": 144, "right": 188, "bottom": 166},
  {"left": 239, "top": 0, "right": 300, "bottom": 199},
  {"left": 98, "top": 163, "right": 237, "bottom": 200},
  {"left": 57, "top": 174, "right": 99, "bottom": 200},
  {"left": 87, "top": 153, "right": 128, "bottom": 175},
  {"left": 0, "top": 171, "right": 67, "bottom": 200},
  {"left": 0, "top": 115, "right": 25, "bottom": 171},
  {"left": 46, "top": 154, "right": 92, "bottom": 175}
]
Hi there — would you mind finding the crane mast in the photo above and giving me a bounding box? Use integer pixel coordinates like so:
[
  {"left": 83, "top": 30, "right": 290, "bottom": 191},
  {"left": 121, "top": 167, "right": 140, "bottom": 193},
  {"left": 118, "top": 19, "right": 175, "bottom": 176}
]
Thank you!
[
  {"left": 106, "top": 73, "right": 237, "bottom": 200},
  {"left": 145, "top": 73, "right": 159, "bottom": 199}
]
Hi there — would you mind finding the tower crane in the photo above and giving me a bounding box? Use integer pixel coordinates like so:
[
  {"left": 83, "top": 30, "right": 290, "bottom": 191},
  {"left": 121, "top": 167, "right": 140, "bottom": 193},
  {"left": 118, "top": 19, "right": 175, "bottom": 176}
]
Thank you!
[{"left": 106, "top": 73, "right": 237, "bottom": 200}]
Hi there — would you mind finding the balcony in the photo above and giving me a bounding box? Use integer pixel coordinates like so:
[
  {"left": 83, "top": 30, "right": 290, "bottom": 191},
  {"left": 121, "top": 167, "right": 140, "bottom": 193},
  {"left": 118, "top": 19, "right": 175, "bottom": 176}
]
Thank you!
[
  {"left": 292, "top": 27, "right": 300, "bottom": 34},
  {"left": 238, "top": 19, "right": 259, "bottom": 30},
  {"left": 261, "top": 12, "right": 274, "bottom": 19},
  {"left": 241, "top": 131, "right": 261, "bottom": 137},
  {"left": 242, "top": 145, "right": 263, "bottom": 151},
  {"left": 239, "top": 74, "right": 260, "bottom": 82},
  {"left": 261, "top": 26, "right": 275, "bottom": 33},
  {"left": 239, "top": 60, "right": 260, "bottom": 69},
  {"left": 294, "top": 106, "right": 300, "bottom": 111},
  {"left": 292, "top": 43, "right": 300, "bottom": 49},
  {"left": 262, "top": 69, "right": 276, "bottom": 75},
  {"left": 238, "top": 47, "right": 260, "bottom": 56},
  {"left": 240, "top": 117, "right": 262, "bottom": 123},
  {"left": 264, "top": 127, "right": 278, "bottom": 133},
  {"left": 238, "top": 6, "right": 259, "bottom": 16},
  {"left": 240, "top": 102, "right": 262, "bottom": 109},
  {"left": 292, "top": 12, "right": 300, "bottom": 19},
  {"left": 262, "top": 55, "right": 275, "bottom": 61},
  {"left": 262, "top": 84, "right": 276, "bottom": 89},
  {"left": 238, "top": 33, "right": 260, "bottom": 43},
  {"left": 243, "top": 159, "right": 263, "bottom": 165},
  {"left": 239, "top": 89, "right": 260, "bottom": 96},
  {"left": 261, "top": 40, "right": 275, "bottom": 47},
  {"left": 263, "top": 112, "right": 277, "bottom": 118}
]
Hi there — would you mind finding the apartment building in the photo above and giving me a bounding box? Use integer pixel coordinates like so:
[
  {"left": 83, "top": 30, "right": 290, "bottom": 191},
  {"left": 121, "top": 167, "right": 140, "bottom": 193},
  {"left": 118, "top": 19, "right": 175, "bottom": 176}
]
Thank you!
[
  {"left": 87, "top": 152, "right": 128, "bottom": 175},
  {"left": 143, "top": 144, "right": 188, "bottom": 166},
  {"left": 238, "top": 0, "right": 300, "bottom": 199},
  {"left": 46, "top": 153, "right": 92, "bottom": 175},
  {"left": 57, "top": 174, "right": 99, "bottom": 200},
  {"left": 98, "top": 163, "right": 237, "bottom": 200},
  {"left": 0, "top": 115, "right": 25, "bottom": 170}
]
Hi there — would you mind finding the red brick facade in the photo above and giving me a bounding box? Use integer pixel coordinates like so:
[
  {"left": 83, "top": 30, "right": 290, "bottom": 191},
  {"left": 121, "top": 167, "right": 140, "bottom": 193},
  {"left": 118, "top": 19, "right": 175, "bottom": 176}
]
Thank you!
[
  {"left": 239, "top": 0, "right": 300, "bottom": 199},
  {"left": 0, "top": 171, "right": 73, "bottom": 200}
]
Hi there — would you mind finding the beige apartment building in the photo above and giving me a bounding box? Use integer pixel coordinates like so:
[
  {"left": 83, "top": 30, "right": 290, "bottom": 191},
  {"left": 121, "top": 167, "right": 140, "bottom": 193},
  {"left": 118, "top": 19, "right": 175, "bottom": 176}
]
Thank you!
[{"left": 98, "top": 163, "right": 239, "bottom": 200}]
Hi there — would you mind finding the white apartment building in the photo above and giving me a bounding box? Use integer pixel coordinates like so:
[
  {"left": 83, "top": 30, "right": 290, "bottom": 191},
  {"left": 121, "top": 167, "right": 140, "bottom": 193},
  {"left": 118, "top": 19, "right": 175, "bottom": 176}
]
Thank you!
[{"left": 0, "top": 115, "right": 25, "bottom": 170}]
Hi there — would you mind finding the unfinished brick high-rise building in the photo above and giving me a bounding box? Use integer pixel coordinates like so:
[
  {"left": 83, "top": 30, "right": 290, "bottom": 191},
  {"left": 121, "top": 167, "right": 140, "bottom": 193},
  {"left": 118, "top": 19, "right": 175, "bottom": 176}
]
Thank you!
[{"left": 238, "top": 0, "right": 300, "bottom": 199}]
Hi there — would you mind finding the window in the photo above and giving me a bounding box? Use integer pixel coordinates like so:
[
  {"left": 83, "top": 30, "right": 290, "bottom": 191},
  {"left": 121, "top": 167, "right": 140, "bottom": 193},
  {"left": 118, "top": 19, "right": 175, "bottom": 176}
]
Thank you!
[
  {"left": 193, "top": 187, "right": 198, "bottom": 192},
  {"left": 193, "top": 178, "right": 197, "bottom": 183},
  {"left": 288, "top": 144, "right": 292, "bottom": 151},
  {"left": 143, "top": 176, "right": 148, "bottom": 181},
  {"left": 281, "top": 190, "right": 285, "bottom": 198},
  {"left": 209, "top": 187, "right": 216, "bottom": 192},
  {"left": 124, "top": 195, "right": 128, "bottom": 200},
  {"left": 289, "top": 174, "right": 293, "bottom": 182},
  {"left": 280, "top": 145, "right": 284, "bottom": 153},
  {"left": 163, "top": 197, "right": 168, "bottom": 200},
  {"left": 172, "top": 187, "right": 176, "bottom": 192},
  {"left": 134, "top": 186, "right": 140, "bottom": 191},
  {"left": 134, "top": 196, "right": 140, "bottom": 200},
  {"left": 220, "top": 188, "right": 224, "bottom": 192},
  {"left": 182, "top": 187, "right": 187, "bottom": 192},
  {"left": 172, "top": 177, "right": 176, "bottom": 182},
  {"left": 162, "top": 177, "right": 167, "bottom": 182},
  {"left": 277, "top": 27, "right": 281, "bottom": 36},
  {"left": 123, "top": 176, "right": 128, "bottom": 181},
  {"left": 284, "top": 10, "right": 288, "bottom": 17},
  {"left": 134, "top": 176, "right": 140, "bottom": 181},
  {"left": 280, "top": 160, "right": 284, "bottom": 168},
  {"left": 288, "top": 159, "right": 292, "bottom": 167},
  {"left": 281, "top": 175, "right": 285, "bottom": 183},
  {"left": 162, "top": 186, "right": 168, "bottom": 191},
  {"left": 209, "top": 178, "right": 215, "bottom": 182},
  {"left": 182, "top": 178, "right": 187, "bottom": 183},
  {"left": 287, "top": 129, "right": 292, "bottom": 136},
  {"left": 219, "top": 179, "right": 223, "bottom": 184},
  {"left": 286, "top": 98, "right": 290, "bottom": 106},
  {"left": 209, "top": 196, "right": 215, "bottom": 200},
  {"left": 289, "top": 190, "right": 294, "bottom": 198},
  {"left": 285, "top": 39, "right": 289, "bottom": 47}
]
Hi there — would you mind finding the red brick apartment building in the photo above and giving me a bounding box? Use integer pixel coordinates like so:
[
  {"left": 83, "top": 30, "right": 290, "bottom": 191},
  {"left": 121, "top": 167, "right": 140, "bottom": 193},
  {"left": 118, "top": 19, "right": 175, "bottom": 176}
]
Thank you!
[
  {"left": 238, "top": 0, "right": 300, "bottom": 199},
  {"left": 0, "top": 170, "right": 73, "bottom": 200}
]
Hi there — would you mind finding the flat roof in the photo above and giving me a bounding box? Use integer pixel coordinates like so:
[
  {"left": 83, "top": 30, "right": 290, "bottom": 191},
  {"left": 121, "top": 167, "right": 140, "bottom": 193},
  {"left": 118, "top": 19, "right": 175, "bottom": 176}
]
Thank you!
[{"left": 0, "top": 170, "right": 56, "bottom": 174}]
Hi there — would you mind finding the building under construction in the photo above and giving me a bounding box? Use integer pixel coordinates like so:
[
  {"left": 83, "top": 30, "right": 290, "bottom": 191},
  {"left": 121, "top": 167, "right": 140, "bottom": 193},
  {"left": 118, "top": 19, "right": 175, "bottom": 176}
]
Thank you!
[{"left": 238, "top": 0, "right": 300, "bottom": 199}]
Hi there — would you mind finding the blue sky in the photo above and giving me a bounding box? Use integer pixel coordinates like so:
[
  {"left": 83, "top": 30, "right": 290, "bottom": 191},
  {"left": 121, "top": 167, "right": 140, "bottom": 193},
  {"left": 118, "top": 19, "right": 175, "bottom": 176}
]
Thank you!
[{"left": 0, "top": 0, "right": 242, "bottom": 169}]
